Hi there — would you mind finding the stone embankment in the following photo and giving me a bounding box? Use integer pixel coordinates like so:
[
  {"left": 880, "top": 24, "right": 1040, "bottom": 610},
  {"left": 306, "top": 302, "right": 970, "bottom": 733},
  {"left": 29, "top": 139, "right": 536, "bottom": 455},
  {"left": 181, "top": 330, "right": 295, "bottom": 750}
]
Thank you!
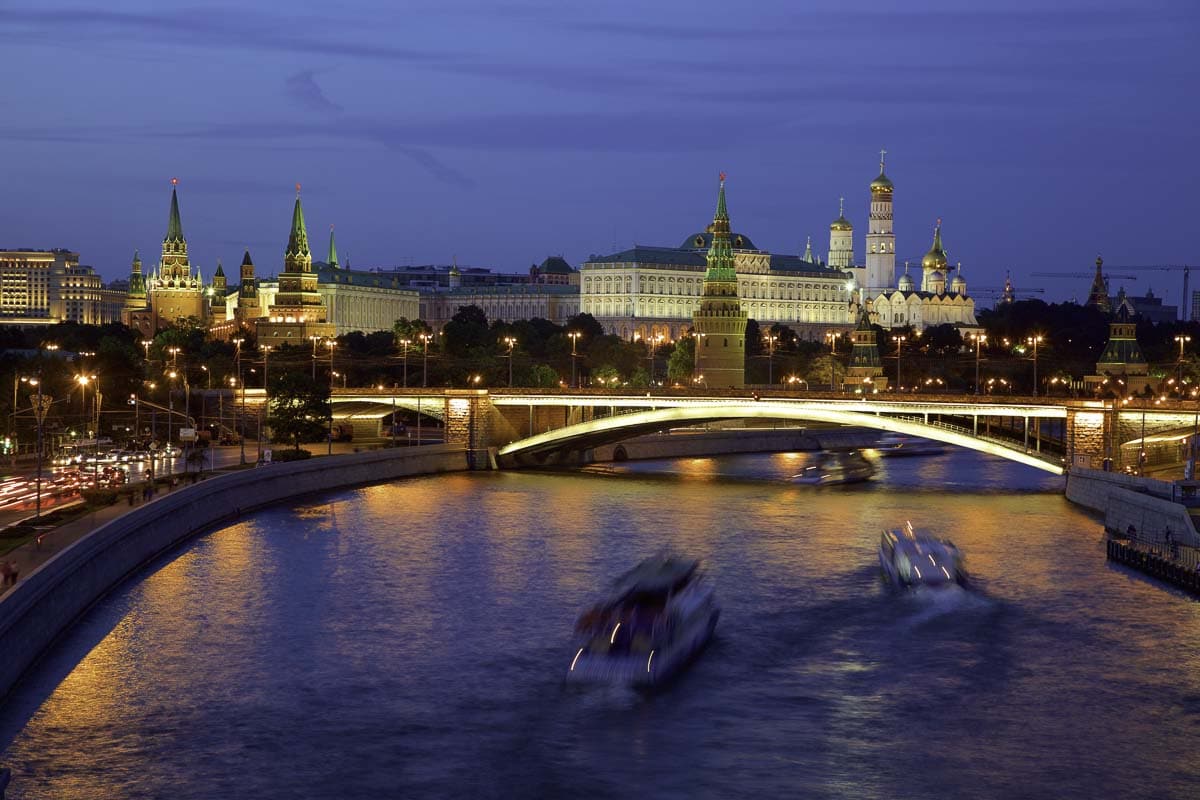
[
  {"left": 1066, "top": 466, "right": 1200, "bottom": 549},
  {"left": 0, "top": 445, "right": 469, "bottom": 702}
]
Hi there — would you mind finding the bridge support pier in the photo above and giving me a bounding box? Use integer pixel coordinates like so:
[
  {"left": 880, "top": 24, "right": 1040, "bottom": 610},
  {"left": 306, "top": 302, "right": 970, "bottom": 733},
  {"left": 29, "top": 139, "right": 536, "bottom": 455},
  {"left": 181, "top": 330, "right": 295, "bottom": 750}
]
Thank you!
[{"left": 443, "top": 390, "right": 495, "bottom": 469}]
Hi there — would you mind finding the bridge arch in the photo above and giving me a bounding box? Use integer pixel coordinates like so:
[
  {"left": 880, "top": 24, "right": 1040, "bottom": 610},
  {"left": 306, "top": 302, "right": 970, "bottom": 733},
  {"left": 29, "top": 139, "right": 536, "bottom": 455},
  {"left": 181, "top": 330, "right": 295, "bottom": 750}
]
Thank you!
[{"left": 497, "top": 401, "right": 1064, "bottom": 474}]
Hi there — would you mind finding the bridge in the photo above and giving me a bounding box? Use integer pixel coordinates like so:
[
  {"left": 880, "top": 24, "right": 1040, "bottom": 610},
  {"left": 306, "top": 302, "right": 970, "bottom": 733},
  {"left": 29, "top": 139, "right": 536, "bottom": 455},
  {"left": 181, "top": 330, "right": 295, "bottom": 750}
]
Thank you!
[{"left": 327, "top": 388, "right": 1200, "bottom": 476}]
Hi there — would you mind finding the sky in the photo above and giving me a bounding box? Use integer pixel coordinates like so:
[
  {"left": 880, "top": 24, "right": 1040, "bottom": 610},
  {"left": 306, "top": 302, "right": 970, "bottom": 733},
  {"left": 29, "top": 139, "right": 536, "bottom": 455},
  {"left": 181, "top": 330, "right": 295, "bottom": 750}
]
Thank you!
[{"left": 2, "top": 0, "right": 1198, "bottom": 307}]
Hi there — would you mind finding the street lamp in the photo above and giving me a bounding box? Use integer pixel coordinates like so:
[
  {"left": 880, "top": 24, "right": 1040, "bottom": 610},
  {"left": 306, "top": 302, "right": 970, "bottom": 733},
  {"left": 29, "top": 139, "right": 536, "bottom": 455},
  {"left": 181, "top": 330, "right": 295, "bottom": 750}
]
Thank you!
[
  {"left": 763, "top": 332, "right": 778, "bottom": 386},
  {"left": 399, "top": 338, "right": 411, "bottom": 388},
  {"left": 1027, "top": 335, "right": 1044, "bottom": 397},
  {"left": 310, "top": 335, "right": 322, "bottom": 380},
  {"left": 420, "top": 332, "right": 432, "bottom": 388},
  {"left": 1175, "top": 334, "right": 1192, "bottom": 383},
  {"left": 326, "top": 341, "right": 337, "bottom": 456},
  {"left": 166, "top": 369, "right": 177, "bottom": 474},
  {"left": 232, "top": 337, "right": 246, "bottom": 465},
  {"left": 568, "top": 331, "right": 582, "bottom": 388},
  {"left": 893, "top": 335, "right": 906, "bottom": 391},
  {"left": 971, "top": 333, "right": 988, "bottom": 395},
  {"left": 262, "top": 345, "right": 273, "bottom": 388},
  {"left": 141, "top": 339, "right": 152, "bottom": 362},
  {"left": 504, "top": 336, "right": 517, "bottom": 387},
  {"left": 826, "top": 331, "right": 842, "bottom": 391},
  {"left": 167, "top": 346, "right": 181, "bottom": 368}
]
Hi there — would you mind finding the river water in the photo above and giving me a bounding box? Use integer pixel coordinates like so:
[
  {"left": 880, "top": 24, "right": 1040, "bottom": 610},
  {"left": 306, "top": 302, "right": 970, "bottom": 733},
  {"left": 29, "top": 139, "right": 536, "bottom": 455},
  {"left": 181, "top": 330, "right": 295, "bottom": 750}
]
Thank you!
[{"left": 3, "top": 449, "right": 1200, "bottom": 799}]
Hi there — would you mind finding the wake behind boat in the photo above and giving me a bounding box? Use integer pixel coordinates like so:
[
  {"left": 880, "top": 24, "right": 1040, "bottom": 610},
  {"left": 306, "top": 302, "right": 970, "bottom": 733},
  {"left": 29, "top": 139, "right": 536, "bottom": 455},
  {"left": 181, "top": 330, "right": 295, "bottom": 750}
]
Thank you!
[
  {"left": 874, "top": 433, "right": 946, "bottom": 457},
  {"left": 567, "top": 555, "right": 719, "bottom": 687},
  {"left": 879, "top": 522, "right": 967, "bottom": 589},
  {"left": 793, "top": 450, "right": 875, "bottom": 486}
]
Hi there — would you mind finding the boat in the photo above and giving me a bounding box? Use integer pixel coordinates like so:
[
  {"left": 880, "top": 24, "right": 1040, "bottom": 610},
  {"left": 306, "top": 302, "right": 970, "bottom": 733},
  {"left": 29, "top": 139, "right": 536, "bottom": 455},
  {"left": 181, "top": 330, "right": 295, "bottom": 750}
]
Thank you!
[
  {"left": 874, "top": 433, "right": 946, "bottom": 457},
  {"left": 567, "top": 555, "right": 720, "bottom": 687},
  {"left": 879, "top": 522, "right": 967, "bottom": 589},
  {"left": 792, "top": 450, "right": 875, "bottom": 485}
]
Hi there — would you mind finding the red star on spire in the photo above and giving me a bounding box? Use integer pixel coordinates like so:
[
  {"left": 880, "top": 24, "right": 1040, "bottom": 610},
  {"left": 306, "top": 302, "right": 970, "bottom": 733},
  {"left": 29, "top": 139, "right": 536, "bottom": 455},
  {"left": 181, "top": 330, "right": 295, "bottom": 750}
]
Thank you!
[
  {"left": 719, "top": 171, "right": 727, "bottom": 183},
  {"left": 170, "top": 177, "right": 178, "bottom": 186}
]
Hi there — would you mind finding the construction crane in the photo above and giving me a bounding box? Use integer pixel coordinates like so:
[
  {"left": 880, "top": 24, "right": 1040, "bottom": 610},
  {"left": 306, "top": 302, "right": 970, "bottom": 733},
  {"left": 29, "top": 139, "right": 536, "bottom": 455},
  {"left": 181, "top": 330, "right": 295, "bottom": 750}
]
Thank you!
[
  {"left": 1030, "top": 271, "right": 1139, "bottom": 280},
  {"left": 1097, "top": 265, "right": 1191, "bottom": 320},
  {"left": 970, "top": 287, "right": 1045, "bottom": 307}
]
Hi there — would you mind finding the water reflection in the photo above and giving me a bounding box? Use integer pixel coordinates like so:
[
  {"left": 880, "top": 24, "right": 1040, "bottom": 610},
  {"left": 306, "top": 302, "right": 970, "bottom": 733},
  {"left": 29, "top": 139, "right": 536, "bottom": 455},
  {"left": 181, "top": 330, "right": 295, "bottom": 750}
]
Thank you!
[{"left": 3, "top": 450, "right": 1200, "bottom": 799}]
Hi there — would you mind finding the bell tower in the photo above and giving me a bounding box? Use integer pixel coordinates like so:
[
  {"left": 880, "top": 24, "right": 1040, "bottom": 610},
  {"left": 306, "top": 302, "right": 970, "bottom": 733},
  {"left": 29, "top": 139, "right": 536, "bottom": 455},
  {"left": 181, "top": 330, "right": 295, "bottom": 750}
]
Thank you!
[{"left": 865, "top": 150, "right": 896, "bottom": 294}]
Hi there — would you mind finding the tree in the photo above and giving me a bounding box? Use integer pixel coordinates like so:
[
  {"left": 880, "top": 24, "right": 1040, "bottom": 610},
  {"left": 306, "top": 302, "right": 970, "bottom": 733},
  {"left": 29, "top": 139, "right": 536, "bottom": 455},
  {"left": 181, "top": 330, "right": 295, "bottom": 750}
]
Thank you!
[
  {"left": 593, "top": 365, "right": 620, "bottom": 387},
  {"left": 442, "top": 305, "right": 490, "bottom": 357},
  {"left": 527, "top": 364, "right": 561, "bottom": 388},
  {"left": 392, "top": 318, "right": 430, "bottom": 347},
  {"left": 667, "top": 337, "right": 695, "bottom": 383},
  {"left": 566, "top": 312, "right": 605, "bottom": 342},
  {"left": 267, "top": 372, "right": 330, "bottom": 451}
]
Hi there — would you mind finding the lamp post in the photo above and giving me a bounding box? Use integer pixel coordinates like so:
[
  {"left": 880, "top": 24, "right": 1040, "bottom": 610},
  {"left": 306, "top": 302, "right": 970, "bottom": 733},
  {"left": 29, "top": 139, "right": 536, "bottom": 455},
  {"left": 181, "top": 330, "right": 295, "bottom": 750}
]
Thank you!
[
  {"left": 262, "top": 345, "right": 273, "bottom": 388},
  {"left": 233, "top": 337, "right": 246, "bottom": 465},
  {"left": 826, "top": 331, "right": 842, "bottom": 391},
  {"left": 326, "top": 341, "right": 337, "bottom": 456},
  {"left": 10, "top": 374, "right": 32, "bottom": 465},
  {"left": 420, "top": 332, "right": 432, "bottom": 388},
  {"left": 568, "top": 331, "right": 581, "bottom": 388},
  {"left": 1027, "top": 335, "right": 1043, "bottom": 397},
  {"left": 503, "top": 336, "right": 517, "bottom": 387},
  {"left": 1175, "top": 334, "right": 1192, "bottom": 384},
  {"left": 166, "top": 370, "right": 177, "bottom": 475},
  {"left": 167, "top": 346, "right": 180, "bottom": 369},
  {"left": 971, "top": 333, "right": 987, "bottom": 395},
  {"left": 764, "top": 332, "right": 778, "bottom": 386},
  {"left": 399, "top": 338, "right": 411, "bottom": 388},
  {"left": 893, "top": 335, "right": 906, "bottom": 391},
  {"left": 310, "top": 336, "right": 321, "bottom": 380}
]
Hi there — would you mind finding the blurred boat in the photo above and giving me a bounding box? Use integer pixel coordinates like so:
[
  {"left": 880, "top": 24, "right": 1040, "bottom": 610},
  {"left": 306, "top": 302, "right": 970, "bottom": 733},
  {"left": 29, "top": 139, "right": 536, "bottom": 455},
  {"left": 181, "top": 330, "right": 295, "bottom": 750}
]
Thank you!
[
  {"left": 875, "top": 433, "right": 946, "bottom": 457},
  {"left": 793, "top": 450, "right": 875, "bottom": 485},
  {"left": 567, "top": 555, "right": 719, "bottom": 687},
  {"left": 879, "top": 522, "right": 967, "bottom": 589}
]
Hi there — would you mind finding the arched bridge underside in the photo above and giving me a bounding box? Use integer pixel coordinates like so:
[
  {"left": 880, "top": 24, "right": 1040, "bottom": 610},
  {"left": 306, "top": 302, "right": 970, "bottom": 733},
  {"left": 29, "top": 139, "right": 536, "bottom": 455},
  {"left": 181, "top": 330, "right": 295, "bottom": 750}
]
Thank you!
[{"left": 496, "top": 401, "right": 1066, "bottom": 475}]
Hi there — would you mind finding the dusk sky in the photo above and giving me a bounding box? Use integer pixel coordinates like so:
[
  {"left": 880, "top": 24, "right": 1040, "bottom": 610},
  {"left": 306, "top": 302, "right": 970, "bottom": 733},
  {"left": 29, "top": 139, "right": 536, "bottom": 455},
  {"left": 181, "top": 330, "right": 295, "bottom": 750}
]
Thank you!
[{"left": 3, "top": 0, "right": 1197, "bottom": 306}]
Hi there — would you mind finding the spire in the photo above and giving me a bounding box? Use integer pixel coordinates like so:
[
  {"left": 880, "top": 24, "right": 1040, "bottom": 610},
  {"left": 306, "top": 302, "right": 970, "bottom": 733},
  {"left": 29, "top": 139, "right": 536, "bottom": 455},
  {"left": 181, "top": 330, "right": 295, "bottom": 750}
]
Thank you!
[
  {"left": 241, "top": 248, "right": 254, "bottom": 267},
  {"left": 932, "top": 218, "right": 944, "bottom": 252},
  {"left": 214, "top": 259, "right": 225, "bottom": 278},
  {"left": 165, "top": 178, "right": 184, "bottom": 244},
  {"left": 704, "top": 173, "right": 735, "bottom": 283},
  {"left": 327, "top": 224, "right": 339, "bottom": 268},
  {"left": 286, "top": 184, "right": 311, "bottom": 261},
  {"left": 131, "top": 250, "right": 142, "bottom": 273},
  {"left": 803, "top": 235, "right": 814, "bottom": 262}
]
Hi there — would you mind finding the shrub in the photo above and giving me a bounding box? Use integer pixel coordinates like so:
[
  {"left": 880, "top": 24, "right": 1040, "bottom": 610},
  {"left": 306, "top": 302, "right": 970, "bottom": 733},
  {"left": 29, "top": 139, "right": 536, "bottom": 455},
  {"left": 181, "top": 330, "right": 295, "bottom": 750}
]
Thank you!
[
  {"left": 81, "top": 488, "right": 119, "bottom": 508},
  {"left": 271, "top": 448, "right": 312, "bottom": 463}
]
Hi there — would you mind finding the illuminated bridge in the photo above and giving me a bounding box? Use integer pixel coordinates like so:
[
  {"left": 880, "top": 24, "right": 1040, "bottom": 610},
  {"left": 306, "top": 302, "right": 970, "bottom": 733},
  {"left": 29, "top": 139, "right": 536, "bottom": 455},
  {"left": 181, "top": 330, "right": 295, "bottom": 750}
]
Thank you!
[{"left": 328, "top": 388, "right": 1200, "bottom": 476}]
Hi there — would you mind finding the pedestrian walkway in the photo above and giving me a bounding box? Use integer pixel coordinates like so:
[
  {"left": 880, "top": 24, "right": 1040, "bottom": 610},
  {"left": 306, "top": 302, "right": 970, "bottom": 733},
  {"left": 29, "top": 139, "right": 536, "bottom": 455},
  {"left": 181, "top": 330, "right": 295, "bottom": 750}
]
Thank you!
[{"left": 0, "top": 475, "right": 206, "bottom": 598}]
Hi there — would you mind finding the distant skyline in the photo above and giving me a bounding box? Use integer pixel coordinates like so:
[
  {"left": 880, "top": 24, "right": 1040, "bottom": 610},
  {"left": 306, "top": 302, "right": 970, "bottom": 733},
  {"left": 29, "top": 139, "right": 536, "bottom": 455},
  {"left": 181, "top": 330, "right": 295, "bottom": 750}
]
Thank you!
[{"left": 2, "top": 0, "right": 1198, "bottom": 307}]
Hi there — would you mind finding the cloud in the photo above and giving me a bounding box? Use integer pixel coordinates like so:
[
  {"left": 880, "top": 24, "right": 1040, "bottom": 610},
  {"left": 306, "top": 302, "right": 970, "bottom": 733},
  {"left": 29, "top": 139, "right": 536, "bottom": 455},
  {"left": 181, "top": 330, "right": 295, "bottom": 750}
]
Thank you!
[{"left": 285, "top": 71, "right": 343, "bottom": 113}]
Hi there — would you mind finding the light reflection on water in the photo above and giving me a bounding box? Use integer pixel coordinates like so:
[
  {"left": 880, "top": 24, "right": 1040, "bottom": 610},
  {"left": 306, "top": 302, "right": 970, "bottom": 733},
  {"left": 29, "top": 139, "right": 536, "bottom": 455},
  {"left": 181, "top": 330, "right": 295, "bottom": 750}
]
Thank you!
[{"left": 2, "top": 450, "right": 1200, "bottom": 799}]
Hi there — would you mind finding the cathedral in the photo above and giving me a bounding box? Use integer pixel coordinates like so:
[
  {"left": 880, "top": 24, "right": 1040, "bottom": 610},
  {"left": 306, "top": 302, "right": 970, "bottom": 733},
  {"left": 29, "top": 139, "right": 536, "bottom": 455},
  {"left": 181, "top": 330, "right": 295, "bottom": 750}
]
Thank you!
[{"left": 836, "top": 154, "right": 979, "bottom": 333}]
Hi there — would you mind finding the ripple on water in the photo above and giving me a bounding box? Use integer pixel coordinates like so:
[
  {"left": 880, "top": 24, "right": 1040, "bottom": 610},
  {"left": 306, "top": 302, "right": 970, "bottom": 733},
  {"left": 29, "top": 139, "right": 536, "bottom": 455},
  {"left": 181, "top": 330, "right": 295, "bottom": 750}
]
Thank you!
[{"left": 2, "top": 451, "right": 1200, "bottom": 800}]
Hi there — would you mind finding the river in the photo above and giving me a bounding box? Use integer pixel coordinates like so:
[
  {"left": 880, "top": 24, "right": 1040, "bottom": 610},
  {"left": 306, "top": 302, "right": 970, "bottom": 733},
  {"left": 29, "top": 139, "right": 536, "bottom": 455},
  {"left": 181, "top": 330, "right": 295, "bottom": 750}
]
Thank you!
[{"left": 2, "top": 449, "right": 1199, "bottom": 799}]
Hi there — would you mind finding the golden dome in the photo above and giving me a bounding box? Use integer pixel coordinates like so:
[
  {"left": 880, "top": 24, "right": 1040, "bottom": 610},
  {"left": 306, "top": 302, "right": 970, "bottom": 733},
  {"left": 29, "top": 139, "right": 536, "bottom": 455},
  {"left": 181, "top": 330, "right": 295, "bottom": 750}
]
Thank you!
[
  {"left": 921, "top": 221, "right": 948, "bottom": 271},
  {"left": 870, "top": 171, "right": 894, "bottom": 194}
]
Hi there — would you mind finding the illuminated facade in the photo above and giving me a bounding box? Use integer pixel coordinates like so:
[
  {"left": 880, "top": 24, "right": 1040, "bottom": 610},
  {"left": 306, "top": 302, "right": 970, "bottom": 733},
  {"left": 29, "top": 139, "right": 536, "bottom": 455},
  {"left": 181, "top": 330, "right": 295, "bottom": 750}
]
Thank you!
[
  {"left": 0, "top": 249, "right": 126, "bottom": 326},
  {"left": 581, "top": 192, "right": 855, "bottom": 342},
  {"left": 867, "top": 221, "right": 978, "bottom": 331}
]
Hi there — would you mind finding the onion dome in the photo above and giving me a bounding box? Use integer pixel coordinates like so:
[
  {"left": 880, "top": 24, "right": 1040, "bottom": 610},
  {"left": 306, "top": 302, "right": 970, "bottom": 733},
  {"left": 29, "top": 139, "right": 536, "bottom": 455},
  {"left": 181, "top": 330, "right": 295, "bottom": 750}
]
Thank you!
[
  {"left": 951, "top": 273, "right": 967, "bottom": 294},
  {"left": 682, "top": 230, "right": 756, "bottom": 250},
  {"left": 830, "top": 197, "right": 853, "bottom": 231},
  {"left": 898, "top": 271, "right": 915, "bottom": 292},
  {"left": 921, "top": 220, "right": 948, "bottom": 271}
]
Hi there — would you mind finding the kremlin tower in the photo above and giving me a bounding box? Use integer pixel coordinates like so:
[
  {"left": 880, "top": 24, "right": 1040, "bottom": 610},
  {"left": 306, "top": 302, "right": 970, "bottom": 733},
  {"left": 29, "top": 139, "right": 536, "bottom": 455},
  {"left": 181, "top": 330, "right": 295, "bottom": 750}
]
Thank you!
[{"left": 692, "top": 174, "right": 748, "bottom": 388}]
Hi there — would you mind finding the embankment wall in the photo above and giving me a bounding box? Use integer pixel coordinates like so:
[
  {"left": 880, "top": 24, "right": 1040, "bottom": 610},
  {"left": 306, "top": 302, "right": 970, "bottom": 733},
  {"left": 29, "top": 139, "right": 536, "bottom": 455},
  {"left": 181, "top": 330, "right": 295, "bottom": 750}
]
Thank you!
[{"left": 0, "top": 445, "right": 469, "bottom": 701}]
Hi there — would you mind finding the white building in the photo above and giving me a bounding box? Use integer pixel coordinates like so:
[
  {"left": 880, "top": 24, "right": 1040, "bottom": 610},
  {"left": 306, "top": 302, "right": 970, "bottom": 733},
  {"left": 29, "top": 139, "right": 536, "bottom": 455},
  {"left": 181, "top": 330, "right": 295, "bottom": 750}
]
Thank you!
[{"left": 581, "top": 228, "right": 855, "bottom": 343}]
